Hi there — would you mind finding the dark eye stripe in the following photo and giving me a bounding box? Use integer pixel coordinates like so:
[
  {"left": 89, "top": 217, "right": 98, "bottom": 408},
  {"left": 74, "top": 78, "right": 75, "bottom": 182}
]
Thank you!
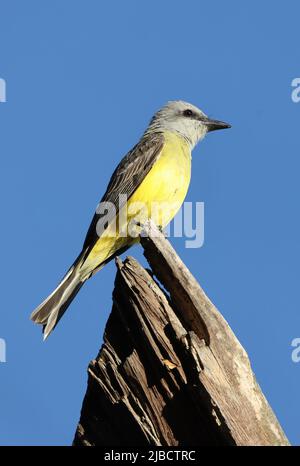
[{"left": 183, "top": 109, "right": 194, "bottom": 117}]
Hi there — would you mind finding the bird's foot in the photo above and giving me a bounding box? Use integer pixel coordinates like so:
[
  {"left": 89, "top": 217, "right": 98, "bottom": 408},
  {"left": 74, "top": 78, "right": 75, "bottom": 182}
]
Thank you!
[{"left": 158, "top": 225, "right": 167, "bottom": 237}]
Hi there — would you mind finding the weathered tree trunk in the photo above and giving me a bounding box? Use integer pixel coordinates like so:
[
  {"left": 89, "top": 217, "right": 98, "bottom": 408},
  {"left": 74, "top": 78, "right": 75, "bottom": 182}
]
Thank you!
[{"left": 73, "top": 221, "right": 289, "bottom": 446}]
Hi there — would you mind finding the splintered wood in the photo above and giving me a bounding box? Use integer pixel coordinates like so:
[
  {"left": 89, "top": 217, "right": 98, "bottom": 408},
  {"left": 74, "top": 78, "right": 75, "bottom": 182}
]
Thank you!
[{"left": 73, "top": 221, "right": 289, "bottom": 446}]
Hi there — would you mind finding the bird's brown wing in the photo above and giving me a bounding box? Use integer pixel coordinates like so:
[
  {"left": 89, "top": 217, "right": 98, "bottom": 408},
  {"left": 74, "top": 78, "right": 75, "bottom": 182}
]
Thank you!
[{"left": 82, "top": 132, "right": 164, "bottom": 252}]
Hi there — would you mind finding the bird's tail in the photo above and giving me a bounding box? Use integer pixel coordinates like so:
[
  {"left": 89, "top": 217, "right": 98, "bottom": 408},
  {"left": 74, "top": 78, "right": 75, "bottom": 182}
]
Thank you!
[{"left": 30, "top": 258, "right": 86, "bottom": 340}]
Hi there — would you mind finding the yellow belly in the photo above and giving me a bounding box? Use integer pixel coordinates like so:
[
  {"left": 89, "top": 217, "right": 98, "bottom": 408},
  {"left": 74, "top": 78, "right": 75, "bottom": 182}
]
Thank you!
[{"left": 83, "top": 131, "right": 191, "bottom": 273}]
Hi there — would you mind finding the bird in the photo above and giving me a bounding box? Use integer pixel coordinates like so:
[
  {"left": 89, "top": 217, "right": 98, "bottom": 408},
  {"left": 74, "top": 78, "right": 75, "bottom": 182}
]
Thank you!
[{"left": 30, "top": 100, "right": 231, "bottom": 339}]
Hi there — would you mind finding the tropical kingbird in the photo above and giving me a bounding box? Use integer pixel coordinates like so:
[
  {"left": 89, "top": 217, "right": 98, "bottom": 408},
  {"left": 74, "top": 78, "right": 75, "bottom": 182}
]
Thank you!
[{"left": 31, "top": 100, "right": 230, "bottom": 339}]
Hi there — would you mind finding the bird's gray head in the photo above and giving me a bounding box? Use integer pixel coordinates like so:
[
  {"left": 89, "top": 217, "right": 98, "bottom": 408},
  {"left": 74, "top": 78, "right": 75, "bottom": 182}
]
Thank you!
[{"left": 146, "top": 100, "right": 231, "bottom": 149}]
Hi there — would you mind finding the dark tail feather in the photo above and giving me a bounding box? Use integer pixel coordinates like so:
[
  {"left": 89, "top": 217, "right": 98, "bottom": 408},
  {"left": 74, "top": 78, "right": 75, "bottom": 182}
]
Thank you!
[{"left": 30, "top": 263, "right": 86, "bottom": 340}]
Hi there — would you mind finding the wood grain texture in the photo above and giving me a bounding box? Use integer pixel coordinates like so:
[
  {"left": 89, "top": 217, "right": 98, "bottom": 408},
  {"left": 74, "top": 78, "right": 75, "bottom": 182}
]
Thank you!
[{"left": 73, "top": 220, "right": 289, "bottom": 446}]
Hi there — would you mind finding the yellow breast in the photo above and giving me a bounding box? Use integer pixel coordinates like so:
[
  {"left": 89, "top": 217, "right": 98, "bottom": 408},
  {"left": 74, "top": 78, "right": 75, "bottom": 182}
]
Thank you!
[
  {"left": 83, "top": 131, "right": 191, "bottom": 272},
  {"left": 128, "top": 131, "right": 191, "bottom": 227}
]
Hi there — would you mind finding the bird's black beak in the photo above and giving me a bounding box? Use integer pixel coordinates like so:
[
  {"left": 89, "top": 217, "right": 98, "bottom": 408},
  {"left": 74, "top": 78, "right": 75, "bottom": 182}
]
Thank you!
[{"left": 202, "top": 118, "right": 231, "bottom": 132}]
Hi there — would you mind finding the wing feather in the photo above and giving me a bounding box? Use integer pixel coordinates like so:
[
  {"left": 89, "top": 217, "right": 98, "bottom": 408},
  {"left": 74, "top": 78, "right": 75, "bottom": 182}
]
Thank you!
[{"left": 82, "top": 132, "right": 164, "bottom": 251}]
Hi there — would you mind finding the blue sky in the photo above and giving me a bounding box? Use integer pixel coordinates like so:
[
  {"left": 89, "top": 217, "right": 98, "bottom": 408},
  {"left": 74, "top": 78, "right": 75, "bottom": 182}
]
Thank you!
[{"left": 0, "top": 0, "right": 299, "bottom": 445}]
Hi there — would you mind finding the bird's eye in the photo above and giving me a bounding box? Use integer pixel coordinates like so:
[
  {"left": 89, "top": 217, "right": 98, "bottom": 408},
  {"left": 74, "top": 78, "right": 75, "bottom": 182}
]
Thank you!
[{"left": 183, "top": 109, "right": 193, "bottom": 117}]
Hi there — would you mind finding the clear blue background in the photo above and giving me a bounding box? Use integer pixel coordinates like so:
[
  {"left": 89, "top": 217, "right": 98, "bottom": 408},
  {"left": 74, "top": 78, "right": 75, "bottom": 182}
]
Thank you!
[{"left": 0, "top": 0, "right": 299, "bottom": 446}]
